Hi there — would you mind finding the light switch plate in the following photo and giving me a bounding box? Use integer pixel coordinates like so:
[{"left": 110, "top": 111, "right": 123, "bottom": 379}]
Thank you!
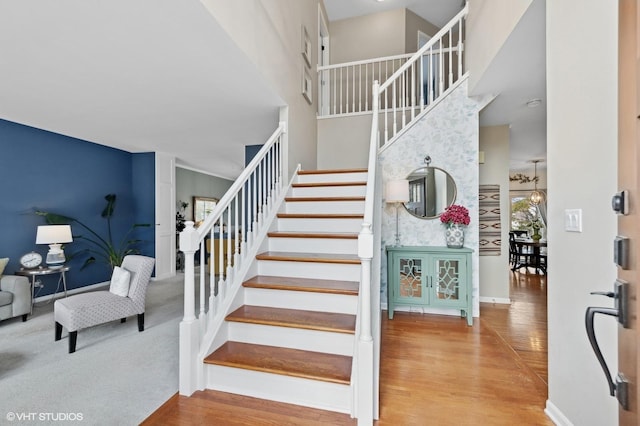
[{"left": 565, "top": 209, "right": 583, "bottom": 232}]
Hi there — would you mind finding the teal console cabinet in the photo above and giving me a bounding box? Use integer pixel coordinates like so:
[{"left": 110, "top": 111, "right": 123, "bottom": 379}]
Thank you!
[{"left": 386, "top": 246, "right": 473, "bottom": 326}]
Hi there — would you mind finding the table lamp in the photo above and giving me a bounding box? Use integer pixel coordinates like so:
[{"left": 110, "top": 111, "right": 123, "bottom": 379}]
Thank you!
[
  {"left": 385, "top": 179, "right": 410, "bottom": 246},
  {"left": 36, "top": 225, "right": 73, "bottom": 268}
]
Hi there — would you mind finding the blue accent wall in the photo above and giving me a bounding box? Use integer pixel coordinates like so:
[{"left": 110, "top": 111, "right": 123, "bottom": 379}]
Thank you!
[
  {"left": 132, "top": 153, "right": 156, "bottom": 259},
  {"left": 0, "top": 119, "right": 156, "bottom": 296}
]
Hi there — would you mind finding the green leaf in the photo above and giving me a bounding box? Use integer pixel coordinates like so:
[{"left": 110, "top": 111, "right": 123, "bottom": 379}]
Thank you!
[{"left": 101, "top": 194, "right": 116, "bottom": 219}]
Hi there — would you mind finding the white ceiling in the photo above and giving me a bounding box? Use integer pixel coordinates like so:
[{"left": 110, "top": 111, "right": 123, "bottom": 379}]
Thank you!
[
  {"left": 324, "top": 0, "right": 547, "bottom": 172},
  {"left": 0, "top": 0, "right": 283, "bottom": 179}
]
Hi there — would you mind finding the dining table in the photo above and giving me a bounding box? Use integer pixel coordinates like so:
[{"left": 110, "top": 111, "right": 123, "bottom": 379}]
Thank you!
[{"left": 513, "top": 238, "right": 547, "bottom": 274}]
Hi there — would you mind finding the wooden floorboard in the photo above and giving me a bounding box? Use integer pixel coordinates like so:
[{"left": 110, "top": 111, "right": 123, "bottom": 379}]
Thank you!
[{"left": 143, "top": 269, "right": 550, "bottom": 425}]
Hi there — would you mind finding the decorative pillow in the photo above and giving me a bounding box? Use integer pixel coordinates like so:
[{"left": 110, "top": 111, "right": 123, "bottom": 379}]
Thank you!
[
  {"left": 0, "top": 258, "right": 8, "bottom": 277},
  {"left": 109, "top": 266, "right": 131, "bottom": 297}
]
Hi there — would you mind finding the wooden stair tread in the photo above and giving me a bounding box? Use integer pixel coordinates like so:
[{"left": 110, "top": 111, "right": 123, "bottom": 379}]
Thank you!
[
  {"left": 277, "top": 213, "right": 364, "bottom": 219},
  {"left": 268, "top": 231, "right": 358, "bottom": 239},
  {"left": 297, "top": 168, "right": 367, "bottom": 175},
  {"left": 243, "top": 276, "right": 359, "bottom": 295},
  {"left": 285, "top": 196, "right": 365, "bottom": 202},
  {"left": 292, "top": 181, "right": 366, "bottom": 188},
  {"left": 204, "top": 342, "right": 352, "bottom": 385},
  {"left": 256, "top": 251, "right": 361, "bottom": 264},
  {"left": 226, "top": 305, "right": 356, "bottom": 334}
]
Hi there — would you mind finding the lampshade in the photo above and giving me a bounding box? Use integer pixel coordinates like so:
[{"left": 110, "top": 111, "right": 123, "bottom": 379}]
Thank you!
[
  {"left": 385, "top": 179, "right": 410, "bottom": 204},
  {"left": 36, "top": 225, "right": 73, "bottom": 244},
  {"left": 36, "top": 225, "right": 73, "bottom": 268}
]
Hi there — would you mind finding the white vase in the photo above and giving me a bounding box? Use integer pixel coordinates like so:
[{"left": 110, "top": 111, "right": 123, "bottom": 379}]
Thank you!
[{"left": 445, "top": 224, "right": 465, "bottom": 248}]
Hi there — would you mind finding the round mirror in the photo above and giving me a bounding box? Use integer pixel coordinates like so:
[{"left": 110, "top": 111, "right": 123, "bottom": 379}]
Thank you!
[{"left": 403, "top": 167, "right": 457, "bottom": 219}]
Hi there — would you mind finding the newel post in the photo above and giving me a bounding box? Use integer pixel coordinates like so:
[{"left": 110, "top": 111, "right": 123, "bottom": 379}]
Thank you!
[
  {"left": 179, "top": 221, "right": 200, "bottom": 395},
  {"left": 357, "top": 222, "right": 374, "bottom": 424}
]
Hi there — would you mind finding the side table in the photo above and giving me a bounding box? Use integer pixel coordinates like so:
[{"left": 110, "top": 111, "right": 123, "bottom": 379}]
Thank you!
[{"left": 15, "top": 266, "right": 70, "bottom": 314}]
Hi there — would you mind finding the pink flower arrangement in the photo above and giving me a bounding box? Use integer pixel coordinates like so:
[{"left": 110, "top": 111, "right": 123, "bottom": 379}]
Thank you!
[{"left": 440, "top": 204, "right": 470, "bottom": 226}]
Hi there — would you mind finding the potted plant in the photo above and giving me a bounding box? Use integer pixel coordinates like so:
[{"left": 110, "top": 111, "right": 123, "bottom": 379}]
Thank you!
[
  {"left": 35, "top": 194, "right": 150, "bottom": 270},
  {"left": 440, "top": 204, "right": 470, "bottom": 248},
  {"left": 528, "top": 217, "right": 543, "bottom": 241}
]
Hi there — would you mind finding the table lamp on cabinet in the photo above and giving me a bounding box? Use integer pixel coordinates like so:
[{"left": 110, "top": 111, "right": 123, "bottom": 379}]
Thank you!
[{"left": 385, "top": 179, "right": 410, "bottom": 246}]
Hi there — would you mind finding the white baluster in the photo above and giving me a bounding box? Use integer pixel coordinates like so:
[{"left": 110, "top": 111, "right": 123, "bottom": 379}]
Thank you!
[{"left": 448, "top": 28, "right": 453, "bottom": 87}]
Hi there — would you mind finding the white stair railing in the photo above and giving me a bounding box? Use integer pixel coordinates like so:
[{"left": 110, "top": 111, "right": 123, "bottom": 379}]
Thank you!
[
  {"left": 354, "top": 7, "right": 468, "bottom": 423},
  {"left": 377, "top": 5, "right": 467, "bottom": 145},
  {"left": 318, "top": 53, "right": 414, "bottom": 116},
  {"left": 178, "top": 121, "right": 287, "bottom": 396},
  {"left": 319, "top": 5, "right": 468, "bottom": 147}
]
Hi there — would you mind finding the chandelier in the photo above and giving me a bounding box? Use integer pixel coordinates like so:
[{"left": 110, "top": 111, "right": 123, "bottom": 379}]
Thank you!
[{"left": 529, "top": 159, "right": 544, "bottom": 205}]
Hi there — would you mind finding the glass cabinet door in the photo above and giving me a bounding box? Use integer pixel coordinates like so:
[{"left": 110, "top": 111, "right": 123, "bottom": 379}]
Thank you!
[
  {"left": 431, "top": 256, "right": 466, "bottom": 307},
  {"left": 392, "top": 255, "right": 429, "bottom": 304}
]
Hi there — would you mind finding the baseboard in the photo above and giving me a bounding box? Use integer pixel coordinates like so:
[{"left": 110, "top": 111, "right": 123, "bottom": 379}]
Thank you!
[
  {"left": 478, "top": 296, "right": 511, "bottom": 304},
  {"left": 34, "top": 281, "right": 109, "bottom": 303},
  {"left": 380, "top": 302, "right": 478, "bottom": 318},
  {"left": 544, "top": 400, "right": 573, "bottom": 426}
]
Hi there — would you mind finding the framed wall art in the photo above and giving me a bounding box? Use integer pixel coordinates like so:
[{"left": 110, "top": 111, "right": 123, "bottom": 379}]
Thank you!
[
  {"left": 302, "top": 67, "right": 312, "bottom": 104},
  {"left": 301, "top": 25, "right": 311, "bottom": 67}
]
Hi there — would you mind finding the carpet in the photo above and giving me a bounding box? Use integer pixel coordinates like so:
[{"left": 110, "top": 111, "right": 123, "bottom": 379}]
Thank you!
[
  {"left": 478, "top": 184, "right": 501, "bottom": 256},
  {"left": 0, "top": 274, "right": 186, "bottom": 425}
]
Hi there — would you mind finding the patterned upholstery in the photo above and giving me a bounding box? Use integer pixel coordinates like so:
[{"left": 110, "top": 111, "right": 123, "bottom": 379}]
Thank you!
[{"left": 54, "top": 255, "right": 155, "bottom": 351}]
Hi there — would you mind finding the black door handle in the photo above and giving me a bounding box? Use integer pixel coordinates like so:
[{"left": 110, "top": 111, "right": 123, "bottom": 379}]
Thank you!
[{"left": 585, "top": 306, "right": 618, "bottom": 396}]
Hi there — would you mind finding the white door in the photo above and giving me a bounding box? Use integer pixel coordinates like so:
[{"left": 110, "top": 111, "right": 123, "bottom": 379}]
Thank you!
[
  {"left": 155, "top": 152, "right": 175, "bottom": 280},
  {"left": 318, "top": 5, "right": 330, "bottom": 115},
  {"left": 418, "top": 31, "right": 438, "bottom": 105}
]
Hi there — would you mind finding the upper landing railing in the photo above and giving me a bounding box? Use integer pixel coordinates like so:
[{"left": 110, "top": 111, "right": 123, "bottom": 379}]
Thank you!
[{"left": 318, "top": 5, "right": 468, "bottom": 145}]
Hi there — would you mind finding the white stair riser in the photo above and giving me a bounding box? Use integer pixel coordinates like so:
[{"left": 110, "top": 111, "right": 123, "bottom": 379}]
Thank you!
[
  {"left": 244, "top": 287, "right": 357, "bottom": 315},
  {"left": 291, "top": 186, "right": 366, "bottom": 197},
  {"left": 277, "top": 218, "right": 363, "bottom": 233},
  {"left": 227, "top": 322, "right": 354, "bottom": 356},
  {"left": 205, "top": 364, "right": 351, "bottom": 414},
  {"left": 285, "top": 200, "right": 365, "bottom": 214},
  {"left": 268, "top": 237, "right": 357, "bottom": 254},
  {"left": 257, "top": 260, "right": 361, "bottom": 282},
  {"left": 296, "top": 172, "right": 367, "bottom": 184}
]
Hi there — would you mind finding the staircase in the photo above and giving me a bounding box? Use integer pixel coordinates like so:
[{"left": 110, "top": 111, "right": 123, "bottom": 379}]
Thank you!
[{"left": 202, "top": 168, "right": 367, "bottom": 413}]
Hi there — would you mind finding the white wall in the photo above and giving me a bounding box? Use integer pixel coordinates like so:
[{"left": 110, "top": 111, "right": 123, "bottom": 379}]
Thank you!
[
  {"left": 317, "top": 114, "right": 370, "bottom": 169},
  {"left": 546, "top": 1, "right": 619, "bottom": 424},
  {"left": 330, "top": 8, "right": 440, "bottom": 64},
  {"left": 479, "top": 125, "right": 510, "bottom": 302},
  {"left": 466, "top": 0, "right": 533, "bottom": 95},
  {"left": 199, "top": 0, "right": 320, "bottom": 176}
]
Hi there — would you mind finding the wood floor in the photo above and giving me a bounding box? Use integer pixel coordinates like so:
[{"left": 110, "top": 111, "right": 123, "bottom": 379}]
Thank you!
[{"left": 142, "top": 270, "right": 550, "bottom": 425}]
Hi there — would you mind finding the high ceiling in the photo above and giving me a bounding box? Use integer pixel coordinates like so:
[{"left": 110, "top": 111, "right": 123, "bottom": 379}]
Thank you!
[
  {"left": 0, "top": 0, "right": 283, "bottom": 179},
  {"left": 0, "top": 1, "right": 545, "bottom": 179},
  {"left": 323, "top": 0, "right": 547, "bottom": 172}
]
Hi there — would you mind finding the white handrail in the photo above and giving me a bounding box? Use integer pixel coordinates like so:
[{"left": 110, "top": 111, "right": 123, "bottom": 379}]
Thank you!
[
  {"left": 318, "top": 5, "right": 467, "bottom": 120},
  {"left": 379, "top": 5, "right": 468, "bottom": 92},
  {"left": 353, "top": 6, "right": 468, "bottom": 422},
  {"left": 178, "top": 121, "right": 287, "bottom": 396},
  {"left": 377, "top": 4, "right": 468, "bottom": 145},
  {"left": 318, "top": 53, "right": 414, "bottom": 71}
]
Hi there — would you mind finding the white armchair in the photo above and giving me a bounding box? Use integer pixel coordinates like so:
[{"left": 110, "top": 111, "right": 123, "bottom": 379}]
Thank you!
[{"left": 54, "top": 255, "right": 155, "bottom": 353}]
